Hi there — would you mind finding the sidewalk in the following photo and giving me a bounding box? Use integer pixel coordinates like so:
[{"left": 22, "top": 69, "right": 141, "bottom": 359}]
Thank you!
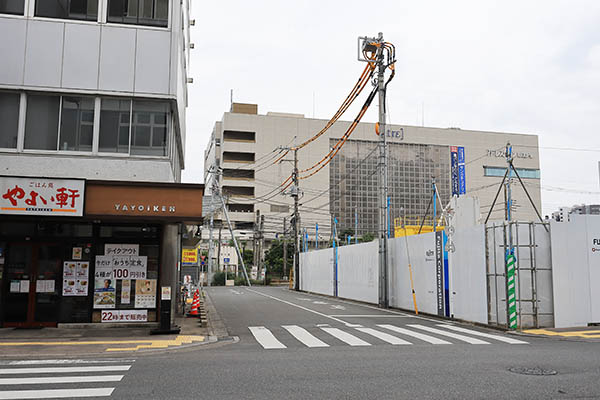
[
  {"left": 522, "top": 325, "right": 600, "bottom": 341},
  {"left": 0, "top": 295, "right": 218, "bottom": 358}
]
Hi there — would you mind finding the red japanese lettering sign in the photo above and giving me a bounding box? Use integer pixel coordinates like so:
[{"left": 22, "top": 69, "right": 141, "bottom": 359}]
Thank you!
[{"left": 0, "top": 177, "right": 85, "bottom": 217}]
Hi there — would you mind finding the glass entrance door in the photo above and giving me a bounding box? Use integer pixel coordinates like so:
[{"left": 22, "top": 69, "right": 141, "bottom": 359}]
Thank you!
[{"left": 3, "top": 243, "right": 62, "bottom": 327}]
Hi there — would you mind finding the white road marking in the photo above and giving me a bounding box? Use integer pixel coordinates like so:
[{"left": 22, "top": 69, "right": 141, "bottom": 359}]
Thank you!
[
  {"left": 296, "top": 298, "right": 312, "bottom": 301},
  {"left": 355, "top": 328, "right": 412, "bottom": 345},
  {"left": 328, "top": 315, "right": 409, "bottom": 318},
  {"left": 437, "top": 325, "right": 529, "bottom": 344},
  {"left": 408, "top": 325, "right": 490, "bottom": 344},
  {"left": 230, "top": 289, "right": 242, "bottom": 295},
  {"left": 345, "top": 324, "right": 363, "bottom": 328},
  {"left": 316, "top": 324, "right": 330, "bottom": 327},
  {"left": 245, "top": 289, "right": 350, "bottom": 325},
  {"left": 320, "top": 328, "right": 371, "bottom": 346},
  {"left": 0, "top": 360, "right": 135, "bottom": 366},
  {"left": 0, "top": 375, "right": 123, "bottom": 385},
  {"left": 248, "top": 327, "right": 287, "bottom": 349},
  {"left": 378, "top": 325, "right": 451, "bottom": 344},
  {"left": 282, "top": 326, "right": 329, "bottom": 348},
  {"left": 0, "top": 366, "right": 131, "bottom": 375},
  {"left": 312, "top": 301, "right": 328, "bottom": 305},
  {"left": 0, "top": 388, "right": 114, "bottom": 399},
  {"left": 330, "top": 305, "right": 346, "bottom": 310}
]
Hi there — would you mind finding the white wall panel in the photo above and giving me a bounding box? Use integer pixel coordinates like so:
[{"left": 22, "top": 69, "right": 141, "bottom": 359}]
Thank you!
[
  {"left": 24, "top": 20, "right": 63, "bottom": 87},
  {"left": 585, "top": 216, "right": 600, "bottom": 322},
  {"left": 98, "top": 26, "right": 135, "bottom": 92},
  {"left": 0, "top": 17, "right": 26, "bottom": 85},
  {"left": 551, "top": 218, "right": 591, "bottom": 328},
  {"left": 0, "top": 154, "right": 175, "bottom": 182},
  {"left": 134, "top": 29, "right": 170, "bottom": 94},
  {"left": 62, "top": 23, "right": 100, "bottom": 90},
  {"left": 300, "top": 248, "right": 333, "bottom": 296},
  {"left": 448, "top": 224, "right": 487, "bottom": 324},
  {"left": 337, "top": 241, "right": 378, "bottom": 304},
  {"left": 389, "top": 233, "right": 438, "bottom": 315}
]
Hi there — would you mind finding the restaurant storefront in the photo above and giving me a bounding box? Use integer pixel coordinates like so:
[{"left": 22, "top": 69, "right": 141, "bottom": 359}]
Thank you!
[{"left": 0, "top": 177, "right": 203, "bottom": 328}]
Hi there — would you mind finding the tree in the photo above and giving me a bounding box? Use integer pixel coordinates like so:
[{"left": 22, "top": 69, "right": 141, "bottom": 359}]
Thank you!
[
  {"left": 264, "top": 240, "right": 294, "bottom": 277},
  {"left": 338, "top": 228, "right": 355, "bottom": 242},
  {"left": 361, "top": 232, "right": 376, "bottom": 242}
]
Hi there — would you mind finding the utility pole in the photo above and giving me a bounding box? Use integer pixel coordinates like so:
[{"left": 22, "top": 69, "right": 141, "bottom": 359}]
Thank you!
[
  {"left": 292, "top": 149, "right": 300, "bottom": 290},
  {"left": 207, "top": 191, "right": 215, "bottom": 287},
  {"left": 253, "top": 210, "right": 259, "bottom": 275},
  {"left": 432, "top": 177, "right": 437, "bottom": 232},
  {"left": 217, "top": 224, "right": 222, "bottom": 274},
  {"left": 259, "top": 214, "right": 265, "bottom": 284},
  {"left": 373, "top": 32, "right": 389, "bottom": 308},
  {"left": 283, "top": 217, "right": 287, "bottom": 279}
]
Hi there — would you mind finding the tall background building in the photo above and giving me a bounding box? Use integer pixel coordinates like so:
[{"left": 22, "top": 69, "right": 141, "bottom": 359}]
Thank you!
[{"left": 204, "top": 103, "right": 542, "bottom": 240}]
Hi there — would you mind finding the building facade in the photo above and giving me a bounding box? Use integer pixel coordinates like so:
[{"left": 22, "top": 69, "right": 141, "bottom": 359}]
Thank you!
[
  {"left": 204, "top": 103, "right": 542, "bottom": 239},
  {"left": 0, "top": 0, "right": 200, "bottom": 328}
]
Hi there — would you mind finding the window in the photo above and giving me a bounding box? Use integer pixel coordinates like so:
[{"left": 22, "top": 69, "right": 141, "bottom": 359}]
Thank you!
[
  {"left": 59, "top": 97, "right": 94, "bottom": 151},
  {"left": 35, "top": 0, "right": 98, "bottom": 21},
  {"left": 130, "top": 101, "right": 168, "bottom": 156},
  {"left": 25, "top": 94, "right": 60, "bottom": 151},
  {"left": 99, "top": 98, "right": 131, "bottom": 154},
  {"left": 484, "top": 166, "right": 540, "bottom": 179},
  {"left": 0, "top": 92, "right": 19, "bottom": 149},
  {"left": 107, "top": 0, "right": 168, "bottom": 27},
  {"left": 0, "top": 0, "right": 25, "bottom": 15}
]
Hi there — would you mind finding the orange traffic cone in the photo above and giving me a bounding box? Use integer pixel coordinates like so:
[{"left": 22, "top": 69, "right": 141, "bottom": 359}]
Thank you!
[{"left": 187, "top": 289, "right": 200, "bottom": 317}]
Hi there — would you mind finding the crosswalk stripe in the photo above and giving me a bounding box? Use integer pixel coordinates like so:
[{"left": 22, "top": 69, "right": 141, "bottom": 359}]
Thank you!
[
  {"left": 377, "top": 325, "right": 451, "bottom": 344},
  {"left": 0, "top": 366, "right": 131, "bottom": 375},
  {"left": 0, "top": 375, "right": 124, "bottom": 385},
  {"left": 282, "top": 326, "right": 329, "bottom": 348},
  {"left": 0, "top": 387, "right": 114, "bottom": 399},
  {"left": 437, "top": 325, "right": 529, "bottom": 344},
  {"left": 249, "top": 327, "right": 287, "bottom": 349},
  {"left": 408, "top": 325, "right": 490, "bottom": 344},
  {"left": 355, "top": 328, "right": 412, "bottom": 345},
  {"left": 320, "top": 328, "right": 371, "bottom": 346}
]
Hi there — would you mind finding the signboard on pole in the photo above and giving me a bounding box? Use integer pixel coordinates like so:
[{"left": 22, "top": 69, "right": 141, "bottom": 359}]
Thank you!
[{"left": 182, "top": 248, "right": 198, "bottom": 265}]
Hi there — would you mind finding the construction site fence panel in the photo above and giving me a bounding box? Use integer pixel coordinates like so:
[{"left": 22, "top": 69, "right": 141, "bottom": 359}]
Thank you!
[
  {"left": 338, "top": 241, "right": 379, "bottom": 304},
  {"left": 299, "top": 247, "right": 334, "bottom": 296},
  {"left": 551, "top": 215, "right": 600, "bottom": 328}
]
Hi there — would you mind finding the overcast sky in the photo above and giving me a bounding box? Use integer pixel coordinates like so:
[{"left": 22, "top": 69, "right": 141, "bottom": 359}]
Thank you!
[{"left": 184, "top": 1, "right": 600, "bottom": 216}]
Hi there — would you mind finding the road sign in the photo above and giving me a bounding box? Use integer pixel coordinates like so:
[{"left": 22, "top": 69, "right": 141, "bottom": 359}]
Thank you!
[{"left": 224, "top": 258, "right": 230, "bottom": 263}]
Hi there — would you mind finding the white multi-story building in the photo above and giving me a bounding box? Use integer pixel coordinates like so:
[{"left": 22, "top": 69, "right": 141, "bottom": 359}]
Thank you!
[
  {"left": 0, "top": 1, "right": 203, "bottom": 329},
  {"left": 204, "top": 103, "right": 542, "bottom": 239},
  {"left": 0, "top": 0, "right": 190, "bottom": 181}
]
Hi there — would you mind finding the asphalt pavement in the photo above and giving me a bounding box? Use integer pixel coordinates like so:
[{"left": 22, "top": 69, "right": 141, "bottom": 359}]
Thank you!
[{"left": 1, "top": 286, "right": 599, "bottom": 399}]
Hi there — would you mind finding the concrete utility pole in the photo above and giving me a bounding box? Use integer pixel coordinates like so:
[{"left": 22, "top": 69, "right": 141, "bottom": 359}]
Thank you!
[
  {"left": 253, "top": 210, "right": 260, "bottom": 276},
  {"left": 283, "top": 217, "right": 287, "bottom": 279},
  {"left": 217, "top": 225, "right": 222, "bottom": 273},
  {"left": 292, "top": 149, "right": 300, "bottom": 290},
  {"left": 207, "top": 192, "right": 215, "bottom": 287},
  {"left": 259, "top": 214, "right": 265, "bottom": 283},
  {"left": 375, "top": 32, "right": 389, "bottom": 308}
]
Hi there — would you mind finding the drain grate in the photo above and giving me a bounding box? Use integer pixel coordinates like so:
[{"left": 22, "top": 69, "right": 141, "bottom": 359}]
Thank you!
[{"left": 509, "top": 367, "right": 557, "bottom": 376}]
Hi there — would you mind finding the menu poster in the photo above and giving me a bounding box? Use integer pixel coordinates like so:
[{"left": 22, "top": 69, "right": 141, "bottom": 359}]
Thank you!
[
  {"left": 63, "top": 279, "right": 76, "bottom": 296},
  {"left": 121, "top": 279, "right": 131, "bottom": 304},
  {"left": 36, "top": 280, "right": 56, "bottom": 293},
  {"left": 134, "top": 279, "right": 156, "bottom": 308},
  {"left": 72, "top": 247, "right": 82, "bottom": 260},
  {"left": 10, "top": 280, "right": 20, "bottom": 293},
  {"left": 20, "top": 280, "right": 29, "bottom": 293},
  {"left": 75, "top": 279, "right": 88, "bottom": 295},
  {"left": 94, "top": 279, "right": 116, "bottom": 309},
  {"left": 63, "top": 262, "right": 77, "bottom": 278},
  {"left": 76, "top": 262, "right": 89, "bottom": 278}
]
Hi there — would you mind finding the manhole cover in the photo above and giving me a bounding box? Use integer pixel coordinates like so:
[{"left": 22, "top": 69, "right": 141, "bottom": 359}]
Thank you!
[{"left": 509, "top": 367, "right": 557, "bottom": 376}]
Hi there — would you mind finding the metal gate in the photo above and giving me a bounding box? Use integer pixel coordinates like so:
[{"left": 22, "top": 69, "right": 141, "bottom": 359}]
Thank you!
[{"left": 485, "top": 222, "right": 554, "bottom": 329}]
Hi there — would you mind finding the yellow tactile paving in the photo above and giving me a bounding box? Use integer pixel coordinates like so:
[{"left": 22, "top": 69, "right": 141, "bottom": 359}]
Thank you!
[
  {"left": 523, "top": 329, "right": 600, "bottom": 339},
  {"left": 0, "top": 335, "right": 205, "bottom": 352}
]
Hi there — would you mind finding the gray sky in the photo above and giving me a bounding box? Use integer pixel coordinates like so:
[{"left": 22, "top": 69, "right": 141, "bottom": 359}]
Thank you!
[{"left": 184, "top": 0, "right": 600, "bottom": 216}]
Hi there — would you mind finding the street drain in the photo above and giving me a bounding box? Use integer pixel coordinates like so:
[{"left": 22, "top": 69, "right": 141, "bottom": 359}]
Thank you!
[{"left": 509, "top": 367, "right": 557, "bottom": 376}]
